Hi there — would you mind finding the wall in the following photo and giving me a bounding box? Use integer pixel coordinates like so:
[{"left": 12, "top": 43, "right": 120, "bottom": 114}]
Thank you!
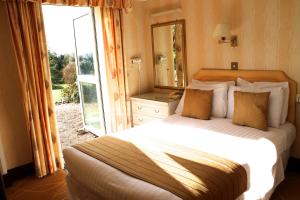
[
  {"left": 182, "top": 0, "right": 300, "bottom": 85},
  {"left": 122, "top": 0, "right": 300, "bottom": 158},
  {"left": 122, "top": 2, "right": 153, "bottom": 97},
  {"left": 0, "top": 2, "right": 33, "bottom": 170}
]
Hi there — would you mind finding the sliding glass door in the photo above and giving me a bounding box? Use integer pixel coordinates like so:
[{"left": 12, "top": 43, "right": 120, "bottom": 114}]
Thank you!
[{"left": 73, "top": 10, "right": 105, "bottom": 136}]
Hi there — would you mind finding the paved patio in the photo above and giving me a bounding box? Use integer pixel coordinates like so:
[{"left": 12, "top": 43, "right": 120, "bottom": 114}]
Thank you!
[{"left": 55, "top": 103, "right": 96, "bottom": 150}]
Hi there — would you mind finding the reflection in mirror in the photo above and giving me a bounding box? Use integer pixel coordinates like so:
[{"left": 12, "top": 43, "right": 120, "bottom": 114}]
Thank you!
[{"left": 152, "top": 20, "right": 186, "bottom": 89}]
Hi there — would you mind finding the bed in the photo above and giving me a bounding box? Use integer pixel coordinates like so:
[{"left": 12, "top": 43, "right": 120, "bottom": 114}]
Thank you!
[{"left": 64, "top": 69, "right": 297, "bottom": 200}]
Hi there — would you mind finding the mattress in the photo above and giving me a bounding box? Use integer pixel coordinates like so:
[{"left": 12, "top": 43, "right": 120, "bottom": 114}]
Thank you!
[{"left": 64, "top": 115, "right": 296, "bottom": 200}]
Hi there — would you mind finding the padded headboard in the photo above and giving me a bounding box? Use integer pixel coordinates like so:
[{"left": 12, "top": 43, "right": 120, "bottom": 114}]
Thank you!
[{"left": 193, "top": 69, "right": 297, "bottom": 125}]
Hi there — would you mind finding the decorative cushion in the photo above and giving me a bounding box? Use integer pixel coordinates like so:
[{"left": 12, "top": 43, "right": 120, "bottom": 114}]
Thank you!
[
  {"left": 181, "top": 89, "right": 213, "bottom": 120},
  {"left": 176, "top": 82, "right": 229, "bottom": 118},
  {"left": 227, "top": 85, "right": 284, "bottom": 128},
  {"left": 233, "top": 91, "right": 270, "bottom": 131},
  {"left": 237, "top": 78, "right": 289, "bottom": 124}
]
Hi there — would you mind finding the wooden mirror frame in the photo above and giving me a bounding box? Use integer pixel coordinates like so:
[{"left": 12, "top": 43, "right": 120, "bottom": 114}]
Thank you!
[{"left": 151, "top": 19, "right": 187, "bottom": 90}]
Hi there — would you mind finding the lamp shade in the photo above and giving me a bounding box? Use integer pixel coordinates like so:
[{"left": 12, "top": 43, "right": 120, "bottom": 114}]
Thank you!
[{"left": 213, "top": 24, "right": 231, "bottom": 39}]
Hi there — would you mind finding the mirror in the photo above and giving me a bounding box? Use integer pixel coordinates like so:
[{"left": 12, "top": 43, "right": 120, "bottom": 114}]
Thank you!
[{"left": 151, "top": 20, "right": 187, "bottom": 89}]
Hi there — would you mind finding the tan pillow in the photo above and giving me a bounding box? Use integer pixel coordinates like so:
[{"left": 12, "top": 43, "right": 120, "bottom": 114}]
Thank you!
[
  {"left": 181, "top": 89, "right": 213, "bottom": 120},
  {"left": 233, "top": 91, "right": 270, "bottom": 131}
]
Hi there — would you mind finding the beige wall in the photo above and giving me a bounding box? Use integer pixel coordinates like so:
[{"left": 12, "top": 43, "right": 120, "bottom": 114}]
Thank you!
[
  {"left": 123, "top": 0, "right": 300, "bottom": 157},
  {"left": 0, "top": 2, "right": 33, "bottom": 170},
  {"left": 122, "top": 2, "right": 153, "bottom": 97}
]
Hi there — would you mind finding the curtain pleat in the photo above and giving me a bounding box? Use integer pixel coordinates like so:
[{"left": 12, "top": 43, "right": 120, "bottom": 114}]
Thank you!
[
  {"left": 2, "top": 0, "right": 132, "bottom": 8},
  {"left": 5, "top": 0, "right": 63, "bottom": 177},
  {"left": 101, "top": 8, "right": 131, "bottom": 132}
]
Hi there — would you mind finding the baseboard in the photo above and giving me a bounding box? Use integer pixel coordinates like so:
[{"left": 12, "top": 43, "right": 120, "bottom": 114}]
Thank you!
[
  {"left": 287, "top": 157, "right": 300, "bottom": 172},
  {"left": 3, "top": 162, "right": 35, "bottom": 187}
]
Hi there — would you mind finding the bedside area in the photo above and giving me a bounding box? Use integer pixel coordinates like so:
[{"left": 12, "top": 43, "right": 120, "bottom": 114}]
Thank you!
[
  {"left": 130, "top": 20, "right": 186, "bottom": 127},
  {"left": 131, "top": 92, "right": 180, "bottom": 126}
]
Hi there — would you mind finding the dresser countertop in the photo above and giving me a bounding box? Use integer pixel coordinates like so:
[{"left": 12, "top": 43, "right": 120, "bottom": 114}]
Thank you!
[{"left": 131, "top": 92, "right": 180, "bottom": 103}]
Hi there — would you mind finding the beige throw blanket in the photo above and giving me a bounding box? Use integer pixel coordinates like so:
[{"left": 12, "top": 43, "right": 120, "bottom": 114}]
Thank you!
[{"left": 73, "top": 135, "right": 247, "bottom": 200}]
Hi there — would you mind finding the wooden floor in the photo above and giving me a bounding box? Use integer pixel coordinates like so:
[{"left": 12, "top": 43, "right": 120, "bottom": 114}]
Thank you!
[
  {"left": 6, "top": 170, "right": 68, "bottom": 200},
  {"left": 5, "top": 170, "right": 300, "bottom": 200},
  {"left": 271, "top": 171, "right": 300, "bottom": 200}
]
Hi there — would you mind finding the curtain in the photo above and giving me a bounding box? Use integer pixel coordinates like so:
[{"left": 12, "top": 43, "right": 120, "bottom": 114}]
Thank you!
[
  {"left": 3, "top": 0, "right": 130, "bottom": 177},
  {"left": 5, "top": 0, "right": 63, "bottom": 177},
  {"left": 3, "top": 0, "right": 132, "bottom": 8},
  {"left": 174, "top": 24, "right": 184, "bottom": 87},
  {"left": 0, "top": 142, "right": 7, "bottom": 175},
  {"left": 101, "top": 8, "right": 131, "bottom": 132}
]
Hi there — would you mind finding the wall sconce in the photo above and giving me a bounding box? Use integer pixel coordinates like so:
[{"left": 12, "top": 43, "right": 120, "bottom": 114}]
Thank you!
[
  {"left": 155, "top": 54, "right": 167, "bottom": 65},
  {"left": 131, "top": 56, "right": 142, "bottom": 64},
  {"left": 213, "top": 24, "right": 238, "bottom": 47}
]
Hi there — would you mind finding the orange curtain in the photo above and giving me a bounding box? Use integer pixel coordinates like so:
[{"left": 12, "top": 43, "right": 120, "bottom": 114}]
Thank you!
[
  {"left": 4, "top": 0, "right": 132, "bottom": 8},
  {"left": 5, "top": 0, "right": 63, "bottom": 177},
  {"left": 101, "top": 8, "right": 131, "bottom": 132}
]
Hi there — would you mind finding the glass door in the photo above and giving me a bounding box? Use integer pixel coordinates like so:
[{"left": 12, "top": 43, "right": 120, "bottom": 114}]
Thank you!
[{"left": 73, "top": 10, "right": 105, "bottom": 136}]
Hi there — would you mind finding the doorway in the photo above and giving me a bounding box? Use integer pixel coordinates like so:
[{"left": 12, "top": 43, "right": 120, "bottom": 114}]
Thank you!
[
  {"left": 73, "top": 12, "right": 106, "bottom": 136},
  {"left": 42, "top": 5, "right": 106, "bottom": 150}
]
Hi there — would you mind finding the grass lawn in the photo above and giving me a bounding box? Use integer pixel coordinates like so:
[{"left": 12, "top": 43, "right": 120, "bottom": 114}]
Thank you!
[{"left": 52, "top": 84, "right": 66, "bottom": 103}]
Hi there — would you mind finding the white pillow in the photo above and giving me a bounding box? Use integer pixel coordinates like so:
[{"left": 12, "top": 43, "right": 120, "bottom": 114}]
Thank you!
[
  {"left": 176, "top": 82, "right": 229, "bottom": 118},
  {"left": 237, "top": 78, "right": 289, "bottom": 124},
  {"left": 227, "top": 85, "right": 284, "bottom": 128},
  {"left": 236, "top": 77, "right": 252, "bottom": 87}
]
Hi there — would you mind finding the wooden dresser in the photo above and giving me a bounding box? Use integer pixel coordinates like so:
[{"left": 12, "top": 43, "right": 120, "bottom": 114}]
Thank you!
[{"left": 131, "top": 92, "right": 180, "bottom": 126}]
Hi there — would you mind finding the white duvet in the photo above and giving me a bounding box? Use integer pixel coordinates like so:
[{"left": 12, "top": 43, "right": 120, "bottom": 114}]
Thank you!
[{"left": 64, "top": 115, "right": 296, "bottom": 200}]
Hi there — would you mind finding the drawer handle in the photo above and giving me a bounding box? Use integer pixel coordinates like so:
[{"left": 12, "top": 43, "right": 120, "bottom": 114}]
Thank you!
[
  {"left": 138, "top": 106, "right": 142, "bottom": 110},
  {"left": 138, "top": 118, "right": 143, "bottom": 122},
  {"left": 155, "top": 109, "right": 160, "bottom": 113}
]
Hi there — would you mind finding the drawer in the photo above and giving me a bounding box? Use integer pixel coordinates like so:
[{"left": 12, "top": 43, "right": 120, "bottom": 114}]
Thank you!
[
  {"left": 132, "top": 101, "right": 169, "bottom": 117},
  {"left": 132, "top": 114, "right": 161, "bottom": 126}
]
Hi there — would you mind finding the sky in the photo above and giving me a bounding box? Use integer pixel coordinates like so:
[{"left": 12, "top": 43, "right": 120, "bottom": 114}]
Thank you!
[{"left": 42, "top": 5, "right": 93, "bottom": 55}]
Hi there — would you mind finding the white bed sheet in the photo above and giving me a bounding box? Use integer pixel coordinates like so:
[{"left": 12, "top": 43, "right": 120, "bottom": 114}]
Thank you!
[{"left": 64, "top": 115, "right": 296, "bottom": 200}]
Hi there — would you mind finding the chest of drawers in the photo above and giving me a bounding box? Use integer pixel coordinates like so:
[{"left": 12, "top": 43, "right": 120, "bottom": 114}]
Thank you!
[{"left": 131, "top": 92, "right": 180, "bottom": 126}]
